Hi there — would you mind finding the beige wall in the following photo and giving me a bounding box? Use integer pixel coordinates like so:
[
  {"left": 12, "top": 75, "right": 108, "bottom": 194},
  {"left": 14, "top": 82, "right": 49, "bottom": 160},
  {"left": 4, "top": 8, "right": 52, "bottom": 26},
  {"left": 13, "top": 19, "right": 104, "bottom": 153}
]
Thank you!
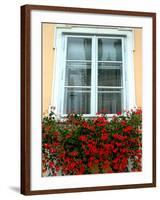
[
  {"left": 42, "top": 24, "right": 56, "bottom": 114},
  {"left": 134, "top": 29, "right": 142, "bottom": 108},
  {"left": 42, "top": 24, "right": 142, "bottom": 113}
]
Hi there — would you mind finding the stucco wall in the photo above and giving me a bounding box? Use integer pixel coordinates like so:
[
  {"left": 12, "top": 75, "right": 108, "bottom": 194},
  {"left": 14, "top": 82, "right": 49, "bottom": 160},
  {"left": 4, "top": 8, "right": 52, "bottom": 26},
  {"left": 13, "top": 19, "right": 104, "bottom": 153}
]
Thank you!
[
  {"left": 42, "top": 23, "right": 56, "bottom": 114},
  {"left": 133, "top": 29, "right": 142, "bottom": 108},
  {"left": 42, "top": 24, "right": 142, "bottom": 113}
]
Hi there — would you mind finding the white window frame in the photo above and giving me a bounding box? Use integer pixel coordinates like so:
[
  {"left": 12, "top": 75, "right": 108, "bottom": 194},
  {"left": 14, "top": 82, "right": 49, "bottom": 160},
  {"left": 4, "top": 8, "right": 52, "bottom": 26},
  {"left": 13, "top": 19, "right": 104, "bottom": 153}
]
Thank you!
[{"left": 51, "top": 25, "right": 136, "bottom": 118}]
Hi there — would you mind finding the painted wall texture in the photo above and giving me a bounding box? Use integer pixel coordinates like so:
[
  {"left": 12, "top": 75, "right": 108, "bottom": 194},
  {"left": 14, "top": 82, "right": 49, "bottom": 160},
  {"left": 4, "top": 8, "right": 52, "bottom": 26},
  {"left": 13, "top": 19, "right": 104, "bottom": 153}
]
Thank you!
[
  {"left": 42, "top": 24, "right": 56, "bottom": 114},
  {"left": 133, "top": 29, "right": 142, "bottom": 108},
  {"left": 42, "top": 23, "right": 142, "bottom": 114}
]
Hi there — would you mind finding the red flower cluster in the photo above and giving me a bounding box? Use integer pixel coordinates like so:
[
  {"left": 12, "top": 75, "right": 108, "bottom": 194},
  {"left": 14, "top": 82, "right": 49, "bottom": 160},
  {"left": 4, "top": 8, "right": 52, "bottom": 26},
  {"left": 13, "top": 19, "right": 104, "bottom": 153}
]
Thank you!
[
  {"left": 42, "top": 109, "right": 142, "bottom": 176},
  {"left": 94, "top": 117, "right": 109, "bottom": 127},
  {"left": 123, "top": 126, "right": 133, "bottom": 133},
  {"left": 79, "top": 135, "right": 87, "bottom": 142}
]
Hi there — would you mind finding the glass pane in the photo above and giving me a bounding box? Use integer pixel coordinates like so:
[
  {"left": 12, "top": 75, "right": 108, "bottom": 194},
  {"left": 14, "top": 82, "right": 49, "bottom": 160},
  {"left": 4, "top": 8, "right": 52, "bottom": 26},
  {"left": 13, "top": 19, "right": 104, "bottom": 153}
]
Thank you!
[
  {"left": 67, "top": 37, "right": 92, "bottom": 60},
  {"left": 98, "top": 63, "right": 122, "bottom": 86},
  {"left": 98, "top": 38, "right": 122, "bottom": 61},
  {"left": 63, "top": 88, "right": 91, "bottom": 114},
  {"left": 65, "top": 61, "right": 91, "bottom": 86},
  {"left": 98, "top": 89, "right": 122, "bottom": 114}
]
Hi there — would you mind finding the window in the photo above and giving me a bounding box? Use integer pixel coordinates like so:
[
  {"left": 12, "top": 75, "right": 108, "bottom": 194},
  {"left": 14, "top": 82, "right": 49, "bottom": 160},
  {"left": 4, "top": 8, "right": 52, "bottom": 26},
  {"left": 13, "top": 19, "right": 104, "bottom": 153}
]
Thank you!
[{"left": 53, "top": 26, "right": 135, "bottom": 117}]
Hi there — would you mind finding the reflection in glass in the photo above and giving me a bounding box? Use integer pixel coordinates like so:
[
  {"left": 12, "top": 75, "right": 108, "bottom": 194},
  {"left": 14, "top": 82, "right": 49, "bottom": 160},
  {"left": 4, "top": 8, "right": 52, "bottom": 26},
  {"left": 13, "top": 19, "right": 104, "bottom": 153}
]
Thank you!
[
  {"left": 63, "top": 88, "right": 91, "bottom": 114},
  {"left": 98, "top": 63, "right": 122, "bottom": 86},
  {"left": 98, "top": 89, "right": 122, "bottom": 114},
  {"left": 63, "top": 36, "right": 124, "bottom": 115},
  {"left": 65, "top": 61, "right": 91, "bottom": 86},
  {"left": 98, "top": 38, "right": 122, "bottom": 61},
  {"left": 67, "top": 37, "right": 92, "bottom": 60}
]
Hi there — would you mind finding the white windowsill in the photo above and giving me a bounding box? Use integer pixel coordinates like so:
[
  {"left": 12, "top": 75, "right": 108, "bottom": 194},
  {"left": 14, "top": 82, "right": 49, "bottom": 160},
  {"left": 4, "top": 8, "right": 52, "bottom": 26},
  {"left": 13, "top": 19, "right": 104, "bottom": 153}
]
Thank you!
[{"left": 54, "top": 114, "right": 118, "bottom": 122}]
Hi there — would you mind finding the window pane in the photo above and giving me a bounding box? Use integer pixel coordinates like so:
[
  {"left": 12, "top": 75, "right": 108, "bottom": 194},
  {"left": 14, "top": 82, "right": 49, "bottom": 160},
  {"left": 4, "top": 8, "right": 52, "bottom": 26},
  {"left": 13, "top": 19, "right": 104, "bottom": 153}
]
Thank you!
[
  {"left": 98, "top": 38, "right": 122, "bottom": 61},
  {"left": 67, "top": 37, "right": 92, "bottom": 60},
  {"left": 65, "top": 61, "right": 91, "bottom": 86},
  {"left": 98, "top": 89, "right": 122, "bottom": 114},
  {"left": 98, "top": 63, "right": 122, "bottom": 86},
  {"left": 63, "top": 88, "right": 91, "bottom": 114}
]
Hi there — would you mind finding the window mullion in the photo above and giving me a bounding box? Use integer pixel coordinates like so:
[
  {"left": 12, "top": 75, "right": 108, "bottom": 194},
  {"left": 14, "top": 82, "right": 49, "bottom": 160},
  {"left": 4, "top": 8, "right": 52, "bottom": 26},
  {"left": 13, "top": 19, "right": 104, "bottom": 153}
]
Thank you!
[
  {"left": 122, "top": 37, "right": 126, "bottom": 111},
  {"left": 95, "top": 36, "right": 98, "bottom": 115},
  {"left": 60, "top": 35, "right": 67, "bottom": 115},
  {"left": 91, "top": 36, "right": 96, "bottom": 115}
]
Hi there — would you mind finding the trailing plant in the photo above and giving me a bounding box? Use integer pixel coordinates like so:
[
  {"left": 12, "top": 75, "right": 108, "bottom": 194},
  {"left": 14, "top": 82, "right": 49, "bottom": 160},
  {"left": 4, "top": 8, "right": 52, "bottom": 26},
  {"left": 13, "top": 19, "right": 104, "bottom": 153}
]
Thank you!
[{"left": 42, "top": 109, "right": 142, "bottom": 176}]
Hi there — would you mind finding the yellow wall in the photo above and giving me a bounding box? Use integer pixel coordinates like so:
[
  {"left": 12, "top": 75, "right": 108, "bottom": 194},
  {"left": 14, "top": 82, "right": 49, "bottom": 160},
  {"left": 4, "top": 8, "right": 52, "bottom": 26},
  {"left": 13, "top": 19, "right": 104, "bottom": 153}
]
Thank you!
[
  {"left": 42, "top": 24, "right": 56, "bottom": 114},
  {"left": 134, "top": 29, "right": 142, "bottom": 108},
  {"left": 42, "top": 24, "right": 142, "bottom": 113}
]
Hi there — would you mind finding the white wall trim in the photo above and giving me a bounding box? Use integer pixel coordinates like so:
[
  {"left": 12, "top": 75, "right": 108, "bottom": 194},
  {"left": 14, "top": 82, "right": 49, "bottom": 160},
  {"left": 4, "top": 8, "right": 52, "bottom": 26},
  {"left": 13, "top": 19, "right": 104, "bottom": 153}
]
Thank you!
[{"left": 51, "top": 25, "right": 135, "bottom": 117}]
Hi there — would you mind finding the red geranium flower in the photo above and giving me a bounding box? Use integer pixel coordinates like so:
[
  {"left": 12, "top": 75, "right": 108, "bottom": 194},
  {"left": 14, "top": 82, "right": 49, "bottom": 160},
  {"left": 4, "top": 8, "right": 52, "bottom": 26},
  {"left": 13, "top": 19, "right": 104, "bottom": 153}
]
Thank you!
[
  {"left": 135, "top": 108, "right": 142, "bottom": 115},
  {"left": 113, "top": 134, "right": 127, "bottom": 141},
  {"left": 95, "top": 117, "right": 109, "bottom": 127},
  {"left": 121, "top": 120, "right": 126, "bottom": 126},
  {"left": 79, "top": 165, "right": 85, "bottom": 174},
  {"left": 53, "top": 142, "right": 60, "bottom": 147},
  {"left": 49, "top": 148, "right": 56, "bottom": 154},
  {"left": 117, "top": 111, "right": 122, "bottom": 115},
  {"left": 42, "top": 108, "right": 142, "bottom": 175},
  {"left": 49, "top": 161, "right": 54, "bottom": 168},
  {"left": 55, "top": 166, "right": 60, "bottom": 171},
  {"left": 123, "top": 126, "right": 133, "bottom": 133},
  {"left": 101, "top": 133, "right": 108, "bottom": 141},
  {"left": 79, "top": 135, "right": 87, "bottom": 142},
  {"left": 70, "top": 151, "right": 78, "bottom": 156},
  {"left": 43, "top": 143, "right": 50, "bottom": 149}
]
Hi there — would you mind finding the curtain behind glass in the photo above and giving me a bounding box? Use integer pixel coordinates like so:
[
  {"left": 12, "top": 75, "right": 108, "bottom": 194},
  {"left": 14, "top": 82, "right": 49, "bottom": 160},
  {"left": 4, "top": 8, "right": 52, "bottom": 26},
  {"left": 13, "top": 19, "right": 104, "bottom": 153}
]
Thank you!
[{"left": 64, "top": 37, "right": 92, "bottom": 114}]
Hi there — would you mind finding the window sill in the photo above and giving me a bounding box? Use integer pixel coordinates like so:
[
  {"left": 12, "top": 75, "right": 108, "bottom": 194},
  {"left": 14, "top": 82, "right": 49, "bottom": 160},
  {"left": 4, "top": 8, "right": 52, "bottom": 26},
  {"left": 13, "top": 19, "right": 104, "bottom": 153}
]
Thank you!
[{"left": 55, "top": 114, "right": 117, "bottom": 122}]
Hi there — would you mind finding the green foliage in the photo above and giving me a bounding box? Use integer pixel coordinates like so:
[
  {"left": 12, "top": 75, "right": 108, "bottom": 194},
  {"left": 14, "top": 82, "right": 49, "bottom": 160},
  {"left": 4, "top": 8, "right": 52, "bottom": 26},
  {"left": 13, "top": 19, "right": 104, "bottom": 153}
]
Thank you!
[{"left": 42, "top": 109, "right": 142, "bottom": 176}]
